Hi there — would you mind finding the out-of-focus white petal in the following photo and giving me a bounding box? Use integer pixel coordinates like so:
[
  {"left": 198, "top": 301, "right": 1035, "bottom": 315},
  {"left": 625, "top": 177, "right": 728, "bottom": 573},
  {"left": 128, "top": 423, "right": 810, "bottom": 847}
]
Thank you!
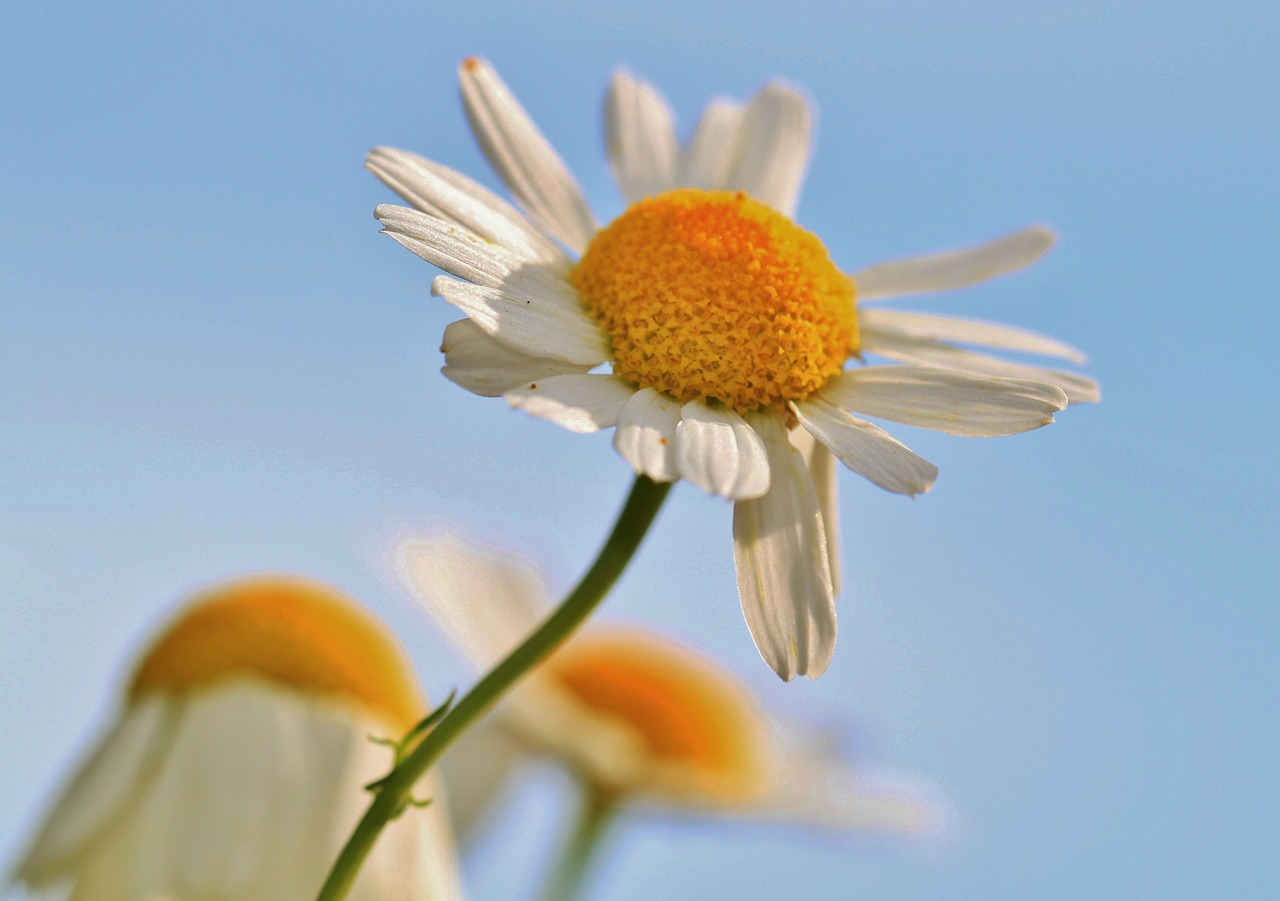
[
  {"left": 678, "top": 100, "right": 745, "bottom": 190},
  {"left": 852, "top": 226, "right": 1056, "bottom": 300},
  {"left": 440, "top": 318, "right": 591, "bottom": 397},
  {"left": 858, "top": 308, "right": 1086, "bottom": 362},
  {"left": 732, "top": 411, "right": 836, "bottom": 682},
  {"left": 861, "top": 326, "right": 1101, "bottom": 405},
  {"left": 437, "top": 721, "right": 526, "bottom": 842},
  {"left": 613, "top": 388, "right": 682, "bottom": 482},
  {"left": 724, "top": 83, "right": 811, "bottom": 216},
  {"left": 398, "top": 532, "right": 551, "bottom": 671},
  {"left": 366, "top": 146, "right": 570, "bottom": 267},
  {"left": 674, "top": 401, "right": 770, "bottom": 500},
  {"left": 822, "top": 367, "right": 1067, "bottom": 437},
  {"left": 793, "top": 398, "right": 938, "bottom": 497},
  {"left": 458, "top": 57, "right": 597, "bottom": 254},
  {"left": 432, "top": 276, "right": 610, "bottom": 367},
  {"left": 14, "top": 698, "right": 175, "bottom": 885},
  {"left": 506, "top": 374, "right": 636, "bottom": 434},
  {"left": 605, "top": 71, "right": 680, "bottom": 203},
  {"left": 790, "top": 428, "right": 842, "bottom": 596}
]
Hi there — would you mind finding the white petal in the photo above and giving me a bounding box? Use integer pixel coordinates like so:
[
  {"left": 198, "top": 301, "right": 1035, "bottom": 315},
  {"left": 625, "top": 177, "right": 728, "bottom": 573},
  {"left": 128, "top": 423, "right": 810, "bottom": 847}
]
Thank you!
[
  {"left": 398, "top": 532, "right": 551, "bottom": 671},
  {"left": 861, "top": 326, "right": 1101, "bottom": 405},
  {"left": 791, "top": 428, "right": 842, "bottom": 596},
  {"left": 674, "top": 401, "right": 770, "bottom": 500},
  {"left": 458, "top": 57, "right": 597, "bottom": 254},
  {"left": 440, "top": 318, "right": 590, "bottom": 397},
  {"left": 366, "top": 146, "right": 570, "bottom": 266},
  {"left": 432, "top": 276, "right": 610, "bottom": 367},
  {"left": 613, "top": 387, "right": 682, "bottom": 482},
  {"left": 853, "top": 226, "right": 1056, "bottom": 300},
  {"left": 605, "top": 71, "right": 680, "bottom": 203},
  {"left": 376, "top": 204, "right": 528, "bottom": 289},
  {"left": 506, "top": 373, "right": 636, "bottom": 433},
  {"left": 822, "top": 366, "right": 1068, "bottom": 437},
  {"left": 793, "top": 398, "right": 938, "bottom": 496},
  {"left": 732, "top": 411, "right": 836, "bottom": 681},
  {"left": 15, "top": 698, "right": 175, "bottom": 884},
  {"left": 437, "top": 720, "right": 526, "bottom": 842},
  {"left": 678, "top": 99, "right": 745, "bottom": 190},
  {"left": 859, "top": 307, "right": 1086, "bottom": 362},
  {"left": 725, "top": 83, "right": 811, "bottom": 216}
]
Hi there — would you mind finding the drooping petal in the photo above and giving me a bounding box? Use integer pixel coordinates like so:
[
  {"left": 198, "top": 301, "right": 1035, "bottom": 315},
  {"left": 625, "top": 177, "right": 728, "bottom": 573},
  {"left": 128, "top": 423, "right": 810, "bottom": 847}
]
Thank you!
[
  {"left": 398, "top": 533, "right": 551, "bottom": 671},
  {"left": 458, "top": 57, "right": 597, "bottom": 254},
  {"left": 432, "top": 276, "right": 610, "bottom": 367},
  {"left": 506, "top": 374, "right": 636, "bottom": 433},
  {"left": 14, "top": 698, "right": 176, "bottom": 885},
  {"left": 822, "top": 366, "right": 1068, "bottom": 437},
  {"left": 852, "top": 227, "right": 1056, "bottom": 300},
  {"left": 793, "top": 398, "right": 938, "bottom": 497},
  {"left": 860, "top": 326, "right": 1101, "bottom": 405},
  {"left": 859, "top": 307, "right": 1086, "bottom": 363},
  {"left": 613, "top": 387, "right": 682, "bottom": 482},
  {"left": 366, "top": 146, "right": 570, "bottom": 267},
  {"left": 724, "top": 83, "right": 811, "bottom": 217},
  {"left": 605, "top": 71, "right": 680, "bottom": 204},
  {"left": 732, "top": 411, "right": 836, "bottom": 682},
  {"left": 674, "top": 401, "right": 770, "bottom": 500},
  {"left": 678, "top": 99, "right": 745, "bottom": 190},
  {"left": 440, "top": 318, "right": 590, "bottom": 397},
  {"left": 790, "top": 427, "right": 842, "bottom": 596},
  {"left": 437, "top": 721, "right": 527, "bottom": 842}
]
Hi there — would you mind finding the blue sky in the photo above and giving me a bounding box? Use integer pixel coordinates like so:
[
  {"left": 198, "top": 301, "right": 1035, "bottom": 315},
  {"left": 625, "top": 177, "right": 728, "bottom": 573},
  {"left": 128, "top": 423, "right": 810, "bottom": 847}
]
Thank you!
[{"left": 2, "top": 1, "right": 1277, "bottom": 898}]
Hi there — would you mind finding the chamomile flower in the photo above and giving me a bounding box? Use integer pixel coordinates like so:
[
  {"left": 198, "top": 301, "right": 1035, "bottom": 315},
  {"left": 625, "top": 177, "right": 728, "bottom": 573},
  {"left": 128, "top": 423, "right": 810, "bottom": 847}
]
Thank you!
[
  {"left": 10, "top": 578, "right": 463, "bottom": 901},
  {"left": 399, "top": 534, "right": 942, "bottom": 840},
  {"left": 367, "top": 58, "right": 1097, "bottom": 680}
]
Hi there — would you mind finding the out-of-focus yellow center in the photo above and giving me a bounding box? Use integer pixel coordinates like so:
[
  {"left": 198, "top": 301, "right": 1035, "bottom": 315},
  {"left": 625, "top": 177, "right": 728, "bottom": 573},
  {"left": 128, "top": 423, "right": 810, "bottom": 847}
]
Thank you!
[
  {"left": 546, "top": 628, "right": 768, "bottom": 801},
  {"left": 572, "top": 189, "right": 859, "bottom": 414},
  {"left": 129, "top": 577, "right": 423, "bottom": 732}
]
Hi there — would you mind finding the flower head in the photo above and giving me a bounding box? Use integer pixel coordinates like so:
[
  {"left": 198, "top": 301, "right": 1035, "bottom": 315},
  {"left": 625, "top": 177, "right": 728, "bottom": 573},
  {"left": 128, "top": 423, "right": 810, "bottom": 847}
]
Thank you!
[
  {"left": 399, "top": 533, "right": 942, "bottom": 840},
  {"left": 368, "top": 58, "right": 1097, "bottom": 680},
  {"left": 12, "top": 578, "right": 463, "bottom": 901}
]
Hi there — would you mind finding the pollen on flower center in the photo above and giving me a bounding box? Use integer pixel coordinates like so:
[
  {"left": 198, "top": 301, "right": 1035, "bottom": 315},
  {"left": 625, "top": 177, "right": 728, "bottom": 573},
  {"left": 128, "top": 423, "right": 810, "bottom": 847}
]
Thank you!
[
  {"left": 129, "top": 577, "right": 423, "bottom": 731},
  {"left": 571, "top": 189, "right": 859, "bottom": 414},
  {"left": 546, "top": 629, "right": 768, "bottom": 801}
]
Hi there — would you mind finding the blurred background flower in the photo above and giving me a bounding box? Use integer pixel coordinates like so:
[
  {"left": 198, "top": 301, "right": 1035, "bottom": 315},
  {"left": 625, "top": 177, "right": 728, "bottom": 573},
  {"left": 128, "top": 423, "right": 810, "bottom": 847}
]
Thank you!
[{"left": 9, "top": 578, "right": 462, "bottom": 901}]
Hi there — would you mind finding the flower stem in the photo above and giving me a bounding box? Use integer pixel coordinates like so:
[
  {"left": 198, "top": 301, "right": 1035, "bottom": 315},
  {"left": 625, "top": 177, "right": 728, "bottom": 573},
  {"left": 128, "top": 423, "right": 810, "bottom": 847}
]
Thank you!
[
  {"left": 537, "top": 785, "right": 618, "bottom": 901},
  {"left": 315, "top": 475, "right": 672, "bottom": 901}
]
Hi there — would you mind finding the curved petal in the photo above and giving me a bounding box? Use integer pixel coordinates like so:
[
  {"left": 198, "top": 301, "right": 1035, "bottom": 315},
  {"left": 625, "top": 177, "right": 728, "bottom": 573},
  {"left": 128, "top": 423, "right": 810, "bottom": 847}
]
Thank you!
[
  {"left": 613, "top": 387, "right": 682, "bottom": 482},
  {"left": 432, "top": 276, "right": 610, "bottom": 367},
  {"left": 376, "top": 204, "right": 529, "bottom": 290},
  {"left": 440, "top": 318, "right": 590, "bottom": 397},
  {"left": 674, "top": 401, "right": 770, "bottom": 500},
  {"left": 678, "top": 100, "right": 744, "bottom": 190},
  {"left": 725, "top": 83, "right": 811, "bottom": 216},
  {"left": 14, "top": 698, "right": 177, "bottom": 884},
  {"left": 852, "top": 227, "right": 1056, "bottom": 300},
  {"left": 859, "top": 307, "right": 1086, "bottom": 363},
  {"left": 506, "top": 373, "right": 636, "bottom": 433},
  {"left": 397, "top": 532, "right": 551, "bottom": 670},
  {"left": 732, "top": 411, "right": 836, "bottom": 682},
  {"left": 860, "top": 326, "right": 1101, "bottom": 405},
  {"left": 790, "top": 427, "right": 842, "bottom": 596},
  {"left": 458, "top": 57, "right": 597, "bottom": 254},
  {"left": 822, "top": 367, "right": 1068, "bottom": 437},
  {"left": 605, "top": 71, "right": 680, "bottom": 203},
  {"left": 793, "top": 398, "right": 938, "bottom": 497},
  {"left": 366, "top": 146, "right": 569, "bottom": 267}
]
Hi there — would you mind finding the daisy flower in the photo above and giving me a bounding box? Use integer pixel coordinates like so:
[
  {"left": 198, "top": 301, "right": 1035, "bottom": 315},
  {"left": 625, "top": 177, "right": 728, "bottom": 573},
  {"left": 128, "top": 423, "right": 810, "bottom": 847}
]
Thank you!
[
  {"left": 367, "top": 58, "right": 1097, "bottom": 681},
  {"left": 399, "top": 534, "right": 943, "bottom": 842},
  {"left": 10, "top": 578, "right": 463, "bottom": 901}
]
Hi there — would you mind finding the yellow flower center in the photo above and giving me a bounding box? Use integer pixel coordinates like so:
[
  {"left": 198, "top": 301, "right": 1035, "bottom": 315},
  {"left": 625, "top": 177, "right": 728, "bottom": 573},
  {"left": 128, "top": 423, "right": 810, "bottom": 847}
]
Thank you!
[
  {"left": 546, "top": 628, "right": 768, "bottom": 801},
  {"left": 129, "top": 577, "right": 423, "bottom": 731},
  {"left": 572, "top": 189, "right": 859, "bottom": 414}
]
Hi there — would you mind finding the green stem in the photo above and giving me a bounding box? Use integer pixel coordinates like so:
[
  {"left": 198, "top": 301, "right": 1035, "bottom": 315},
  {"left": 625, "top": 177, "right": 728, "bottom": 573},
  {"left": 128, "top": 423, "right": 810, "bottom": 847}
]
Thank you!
[
  {"left": 537, "top": 786, "right": 618, "bottom": 901},
  {"left": 315, "top": 475, "right": 672, "bottom": 901}
]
